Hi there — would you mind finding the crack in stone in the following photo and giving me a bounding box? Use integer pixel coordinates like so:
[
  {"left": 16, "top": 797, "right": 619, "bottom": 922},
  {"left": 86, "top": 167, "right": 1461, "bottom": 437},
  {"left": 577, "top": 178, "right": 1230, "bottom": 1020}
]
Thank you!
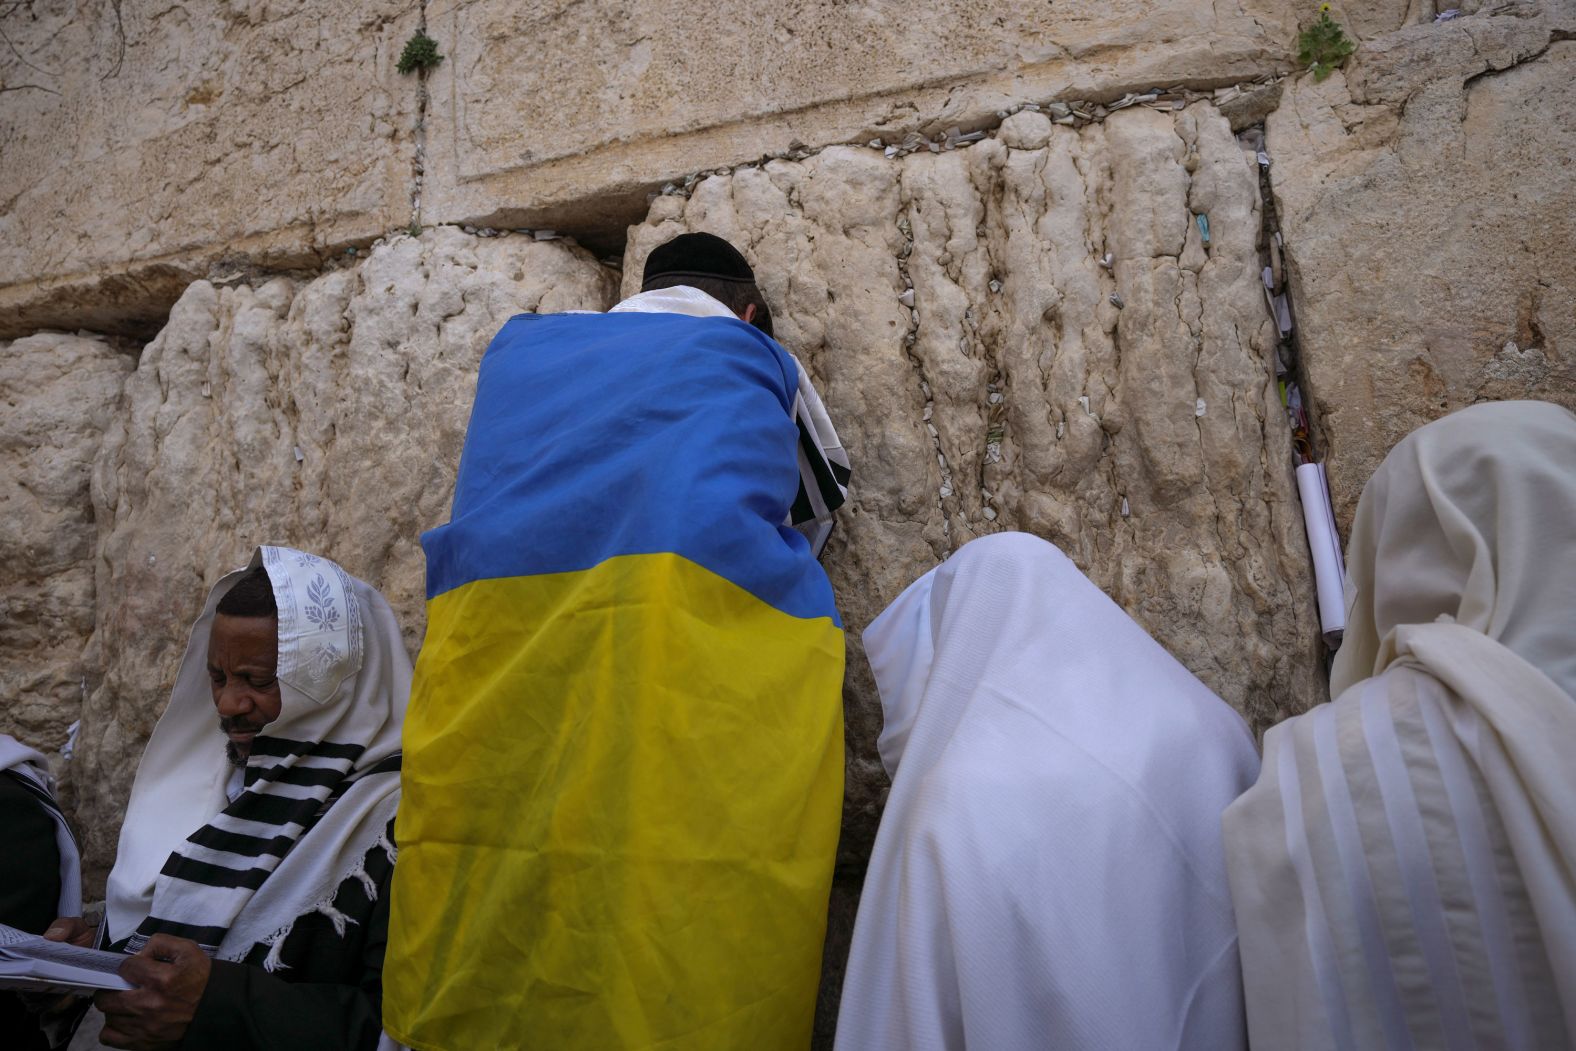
[
  {"left": 891, "top": 209, "right": 956, "bottom": 551},
  {"left": 409, "top": 0, "right": 431, "bottom": 231}
]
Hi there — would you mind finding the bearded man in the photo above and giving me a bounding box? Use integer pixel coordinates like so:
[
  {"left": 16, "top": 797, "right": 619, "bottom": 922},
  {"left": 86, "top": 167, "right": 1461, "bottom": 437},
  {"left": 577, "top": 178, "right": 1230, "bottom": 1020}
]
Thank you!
[{"left": 47, "top": 548, "right": 409, "bottom": 1051}]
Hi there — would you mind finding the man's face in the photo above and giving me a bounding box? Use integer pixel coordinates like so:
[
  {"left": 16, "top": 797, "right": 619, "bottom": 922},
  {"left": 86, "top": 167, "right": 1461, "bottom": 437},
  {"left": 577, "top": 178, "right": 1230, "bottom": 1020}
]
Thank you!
[{"left": 207, "top": 614, "right": 283, "bottom": 765}]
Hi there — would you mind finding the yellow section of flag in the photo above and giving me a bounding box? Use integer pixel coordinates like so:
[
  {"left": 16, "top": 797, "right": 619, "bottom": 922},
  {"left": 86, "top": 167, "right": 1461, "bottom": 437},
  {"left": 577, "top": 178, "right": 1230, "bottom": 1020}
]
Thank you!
[{"left": 384, "top": 552, "right": 845, "bottom": 1050}]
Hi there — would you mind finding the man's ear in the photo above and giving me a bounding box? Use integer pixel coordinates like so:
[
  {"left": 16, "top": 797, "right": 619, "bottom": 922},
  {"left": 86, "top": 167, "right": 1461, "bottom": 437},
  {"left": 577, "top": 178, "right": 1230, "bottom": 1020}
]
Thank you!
[{"left": 740, "top": 304, "right": 758, "bottom": 325}]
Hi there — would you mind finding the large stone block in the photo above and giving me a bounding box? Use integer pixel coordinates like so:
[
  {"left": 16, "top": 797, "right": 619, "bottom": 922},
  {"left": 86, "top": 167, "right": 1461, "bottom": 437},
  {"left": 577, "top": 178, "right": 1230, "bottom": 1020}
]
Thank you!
[
  {"left": 0, "top": 334, "right": 133, "bottom": 752},
  {"left": 0, "top": 0, "right": 417, "bottom": 339},
  {"left": 75, "top": 228, "right": 615, "bottom": 880},
  {"left": 1266, "top": 2, "right": 1576, "bottom": 526},
  {"left": 624, "top": 105, "right": 1327, "bottom": 877},
  {"left": 6, "top": 0, "right": 1448, "bottom": 340},
  {"left": 419, "top": 0, "right": 1325, "bottom": 239}
]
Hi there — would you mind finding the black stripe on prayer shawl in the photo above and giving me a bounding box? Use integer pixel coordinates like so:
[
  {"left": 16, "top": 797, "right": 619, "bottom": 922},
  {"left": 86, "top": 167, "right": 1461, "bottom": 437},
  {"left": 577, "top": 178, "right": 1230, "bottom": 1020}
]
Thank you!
[
  {"left": 248, "top": 736, "right": 366, "bottom": 761},
  {"left": 796, "top": 416, "right": 847, "bottom": 517},
  {"left": 302, "top": 755, "right": 404, "bottom": 833},
  {"left": 227, "top": 790, "right": 330, "bottom": 827},
  {"left": 185, "top": 826, "right": 299, "bottom": 859},
  {"left": 790, "top": 484, "right": 815, "bottom": 525},
  {"left": 183, "top": 758, "right": 403, "bottom": 859},
  {"left": 126, "top": 920, "right": 231, "bottom": 948},
  {"left": 159, "top": 855, "right": 273, "bottom": 891},
  {"left": 247, "top": 763, "right": 349, "bottom": 789}
]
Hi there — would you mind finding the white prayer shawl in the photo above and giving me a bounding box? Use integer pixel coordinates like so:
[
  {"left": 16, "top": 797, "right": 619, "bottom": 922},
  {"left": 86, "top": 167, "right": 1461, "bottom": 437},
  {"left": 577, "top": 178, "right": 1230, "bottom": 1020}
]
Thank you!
[
  {"left": 105, "top": 546, "right": 411, "bottom": 966},
  {"left": 1223, "top": 400, "right": 1576, "bottom": 1049},
  {"left": 835, "top": 532, "right": 1259, "bottom": 1050},
  {"left": 0, "top": 734, "right": 83, "bottom": 918}
]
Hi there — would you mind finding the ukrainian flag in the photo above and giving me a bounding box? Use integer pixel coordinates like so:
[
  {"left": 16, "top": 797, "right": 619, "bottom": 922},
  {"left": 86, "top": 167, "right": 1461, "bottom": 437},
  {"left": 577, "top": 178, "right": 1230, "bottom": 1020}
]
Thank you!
[{"left": 384, "top": 311, "right": 845, "bottom": 1050}]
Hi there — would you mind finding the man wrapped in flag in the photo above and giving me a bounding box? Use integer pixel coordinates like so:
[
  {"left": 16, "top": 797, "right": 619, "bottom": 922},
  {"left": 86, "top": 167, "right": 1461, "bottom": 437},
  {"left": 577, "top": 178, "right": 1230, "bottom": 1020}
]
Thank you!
[{"left": 384, "top": 233, "right": 850, "bottom": 1049}]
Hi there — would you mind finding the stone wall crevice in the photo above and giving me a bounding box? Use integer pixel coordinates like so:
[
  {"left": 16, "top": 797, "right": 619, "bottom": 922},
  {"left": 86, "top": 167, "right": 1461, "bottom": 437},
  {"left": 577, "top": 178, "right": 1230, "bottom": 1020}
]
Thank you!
[
  {"left": 408, "top": 0, "right": 432, "bottom": 233},
  {"left": 1264, "top": 4, "right": 1574, "bottom": 528}
]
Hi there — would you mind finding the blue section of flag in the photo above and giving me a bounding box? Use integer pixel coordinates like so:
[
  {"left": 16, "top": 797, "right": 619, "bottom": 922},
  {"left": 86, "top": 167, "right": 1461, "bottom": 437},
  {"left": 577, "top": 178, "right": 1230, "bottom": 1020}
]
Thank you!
[{"left": 422, "top": 311, "right": 840, "bottom": 625}]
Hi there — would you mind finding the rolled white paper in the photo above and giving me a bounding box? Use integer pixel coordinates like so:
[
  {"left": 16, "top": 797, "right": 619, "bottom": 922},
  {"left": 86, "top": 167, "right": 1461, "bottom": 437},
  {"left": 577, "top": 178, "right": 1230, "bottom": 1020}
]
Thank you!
[
  {"left": 1296, "top": 461, "right": 1347, "bottom": 643},
  {"left": 1274, "top": 294, "right": 1294, "bottom": 336}
]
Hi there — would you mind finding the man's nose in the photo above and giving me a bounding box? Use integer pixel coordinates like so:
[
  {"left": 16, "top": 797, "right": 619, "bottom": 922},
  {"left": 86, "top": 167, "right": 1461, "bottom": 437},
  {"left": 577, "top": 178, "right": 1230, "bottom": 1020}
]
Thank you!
[{"left": 216, "top": 683, "right": 256, "bottom": 717}]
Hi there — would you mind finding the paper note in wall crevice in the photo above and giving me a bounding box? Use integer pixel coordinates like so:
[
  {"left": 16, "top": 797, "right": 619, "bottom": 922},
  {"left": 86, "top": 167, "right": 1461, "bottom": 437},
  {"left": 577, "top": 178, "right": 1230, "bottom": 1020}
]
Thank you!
[{"left": 1296, "top": 461, "right": 1346, "bottom": 645}]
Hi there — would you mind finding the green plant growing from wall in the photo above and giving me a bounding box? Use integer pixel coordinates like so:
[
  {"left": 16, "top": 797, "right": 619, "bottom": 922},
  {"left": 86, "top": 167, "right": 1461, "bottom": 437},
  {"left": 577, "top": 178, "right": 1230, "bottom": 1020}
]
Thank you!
[
  {"left": 1297, "top": 5, "right": 1356, "bottom": 81},
  {"left": 398, "top": 31, "right": 444, "bottom": 75}
]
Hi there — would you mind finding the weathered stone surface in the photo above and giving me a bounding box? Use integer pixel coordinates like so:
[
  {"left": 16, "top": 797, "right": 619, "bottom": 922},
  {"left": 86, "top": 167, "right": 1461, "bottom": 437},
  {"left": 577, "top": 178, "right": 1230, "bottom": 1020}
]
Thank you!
[
  {"left": 0, "top": 0, "right": 416, "bottom": 339},
  {"left": 401, "top": 0, "right": 1326, "bottom": 240},
  {"left": 4, "top": 0, "right": 1453, "bottom": 339},
  {"left": 0, "top": 334, "right": 133, "bottom": 753},
  {"left": 625, "top": 107, "right": 1327, "bottom": 878},
  {"left": 1266, "top": 2, "right": 1576, "bottom": 526},
  {"left": 73, "top": 229, "right": 615, "bottom": 880}
]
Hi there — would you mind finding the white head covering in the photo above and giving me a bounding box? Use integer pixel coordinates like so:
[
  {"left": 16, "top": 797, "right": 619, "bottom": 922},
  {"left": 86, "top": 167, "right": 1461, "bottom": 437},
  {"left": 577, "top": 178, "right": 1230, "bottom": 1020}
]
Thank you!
[
  {"left": 105, "top": 546, "right": 410, "bottom": 964},
  {"left": 1332, "top": 399, "right": 1576, "bottom": 701},
  {"left": 835, "top": 532, "right": 1259, "bottom": 1050},
  {"left": 1225, "top": 401, "right": 1576, "bottom": 1049},
  {"left": 0, "top": 734, "right": 83, "bottom": 918}
]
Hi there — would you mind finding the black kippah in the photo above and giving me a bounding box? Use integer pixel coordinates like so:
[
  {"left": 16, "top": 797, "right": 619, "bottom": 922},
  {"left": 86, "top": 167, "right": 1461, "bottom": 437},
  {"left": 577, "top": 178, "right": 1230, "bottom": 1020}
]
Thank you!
[
  {"left": 641, "top": 232, "right": 757, "bottom": 289},
  {"left": 216, "top": 565, "right": 278, "bottom": 618}
]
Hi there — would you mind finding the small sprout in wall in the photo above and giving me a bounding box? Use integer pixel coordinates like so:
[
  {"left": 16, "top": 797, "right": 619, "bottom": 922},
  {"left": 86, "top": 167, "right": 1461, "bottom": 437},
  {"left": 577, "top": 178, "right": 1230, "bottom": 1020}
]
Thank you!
[
  {"left": 407, "top": 220, "right": 423, "bottom": 238},
  {"left": 1297, "top": 5, "right": 1356, "bottom": 82},
  {"left": 397, "top": 31, "right": 444, "bottom": 76}
]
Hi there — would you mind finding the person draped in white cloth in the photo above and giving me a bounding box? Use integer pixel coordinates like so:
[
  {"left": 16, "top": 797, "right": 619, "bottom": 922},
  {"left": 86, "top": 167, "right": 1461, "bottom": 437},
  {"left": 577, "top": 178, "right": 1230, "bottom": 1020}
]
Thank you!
[
  {"left": 1223, "top": 400, "right": 1576, "bottom": 1050},
  {"left": 834, "top": 531, "right": 1260, "bottom": 1050},
  {"left": 48, "top": 546, "right": 410, "bottom": 1051}
]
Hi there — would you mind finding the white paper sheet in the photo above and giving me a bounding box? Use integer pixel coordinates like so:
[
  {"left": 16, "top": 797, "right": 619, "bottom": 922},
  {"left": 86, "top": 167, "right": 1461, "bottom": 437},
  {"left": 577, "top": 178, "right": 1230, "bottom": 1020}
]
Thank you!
[
  {"left": 1296, "top": 462, "right": 1347, "bottom": 644},
  {"left": 1274, "top": 293, "right": 1294, "bottom": 336},
  {"left": 0, "top": 923, "right": 131, "bottom": 993}
]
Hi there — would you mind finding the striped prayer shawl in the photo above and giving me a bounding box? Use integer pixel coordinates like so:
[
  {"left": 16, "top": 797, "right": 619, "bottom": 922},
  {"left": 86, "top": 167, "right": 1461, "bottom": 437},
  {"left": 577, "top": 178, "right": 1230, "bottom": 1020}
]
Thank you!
[
  {"left": 787, "top": 355, "right": 849, "bottom": 528},
  {"left": 104, "top": 547, "right": 412, "bottom": 965},
  {"left": 126, "top": 738, "right": 400, "bottom": 955},
  {"left": 1226, "top": 665, "right": 1571, "bottom": 1049}
]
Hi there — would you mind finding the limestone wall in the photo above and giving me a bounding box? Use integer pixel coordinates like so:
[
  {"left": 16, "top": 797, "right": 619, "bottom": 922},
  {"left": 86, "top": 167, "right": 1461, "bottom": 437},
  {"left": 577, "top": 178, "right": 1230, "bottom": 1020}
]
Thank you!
[
  {"left": 6, "top": 0, "right": 1442, "bottom": 339},
  {"left": 0, "top": 334, "right": 133, "bottom": 751},
  {"left": 1265, "top": 2, "right": 1576, "bottom": 524},
  {"left": 1, "top": 1, "right": 1573, "bottom": 1044},
  {"left": 0, "top": 0, "right": 417, "bottom": 337}
]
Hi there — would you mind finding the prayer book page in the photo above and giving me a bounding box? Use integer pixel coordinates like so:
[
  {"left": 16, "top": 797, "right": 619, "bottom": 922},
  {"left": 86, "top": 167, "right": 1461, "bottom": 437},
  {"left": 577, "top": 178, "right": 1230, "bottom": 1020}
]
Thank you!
[{"left": 0, "top": 922, "right": 132, "bottom": 993}]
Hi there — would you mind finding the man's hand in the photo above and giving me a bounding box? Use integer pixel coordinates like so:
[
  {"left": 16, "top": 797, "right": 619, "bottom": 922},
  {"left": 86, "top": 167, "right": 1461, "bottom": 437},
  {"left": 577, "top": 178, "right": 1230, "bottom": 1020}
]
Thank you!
[
  {"left": 42, "top": 916, "right": 98, "bottom": 947},
  {"left": 94, "top": 935, "right": 211, "bottom": 1051},
  {"left": 28, "top": 917, "right": 101, "bottom": 1015}
]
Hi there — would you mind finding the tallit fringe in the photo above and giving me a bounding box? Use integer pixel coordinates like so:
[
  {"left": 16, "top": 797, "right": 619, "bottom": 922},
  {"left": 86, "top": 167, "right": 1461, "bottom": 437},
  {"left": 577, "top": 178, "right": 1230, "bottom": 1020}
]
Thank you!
[
  {"left": 377, "top": 825, "right": 398, "bottom": 866},
  {"left": 262, "top": 929, "right": 293, "bottom": 973},
  {"left": 256, "top": 828, "right": 399, "bottom": 970},
  {"left": 348, "top": 827, "right": 398, "bottom": 901},
  {"left": 317, "top": 902, "right": 357, "bottom": 937}
]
